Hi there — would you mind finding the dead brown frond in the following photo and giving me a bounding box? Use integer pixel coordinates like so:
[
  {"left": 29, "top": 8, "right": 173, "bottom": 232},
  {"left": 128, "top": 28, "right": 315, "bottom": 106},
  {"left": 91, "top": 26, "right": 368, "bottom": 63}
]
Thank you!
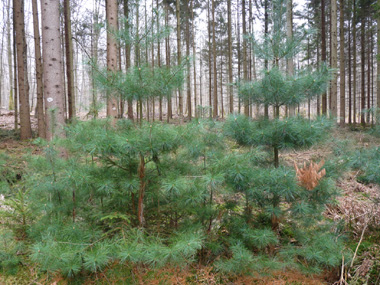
[{"left": 294, "top": 160, "right": 326, "bottom": 190}]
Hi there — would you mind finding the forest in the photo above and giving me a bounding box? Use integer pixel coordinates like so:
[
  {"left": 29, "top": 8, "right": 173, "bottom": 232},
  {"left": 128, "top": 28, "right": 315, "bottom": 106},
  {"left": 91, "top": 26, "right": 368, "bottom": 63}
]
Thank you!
[{"left": 1, "top": 0, "right": 380, "bottom": 283}]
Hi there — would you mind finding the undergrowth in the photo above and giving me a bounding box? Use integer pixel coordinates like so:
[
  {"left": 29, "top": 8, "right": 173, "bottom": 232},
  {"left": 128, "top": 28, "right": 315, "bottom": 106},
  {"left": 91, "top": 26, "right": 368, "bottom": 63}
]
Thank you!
[{"left": 0, "top": 118, "right": 351, "bottom": 282}]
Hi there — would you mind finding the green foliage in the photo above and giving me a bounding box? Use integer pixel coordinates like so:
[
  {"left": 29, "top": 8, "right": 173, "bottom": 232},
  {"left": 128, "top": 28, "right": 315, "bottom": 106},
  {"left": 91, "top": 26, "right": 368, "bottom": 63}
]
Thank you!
[
  {"left": 279, "top": 229, "right": 349, "bottom": 274},
  {"left": 225, "top": 114, "right": 333, "bottom": 151},
  {"left": 215, "top": 242, "right": 284, "bottom": 275},
  {"left": 0, "top": 119, "right": 346, "bottom": 279},
  {"left": 239, "top": 0, "right": 332, "bottom": 111},
  {"left": 238, "top": 65, "right": 331, "bottom": 109},
  {"left": 0, "top": 230, "right": 22, "bottom": 275},
  {"left": 350, "top": 147, "right": 380, "bottom": 185}
]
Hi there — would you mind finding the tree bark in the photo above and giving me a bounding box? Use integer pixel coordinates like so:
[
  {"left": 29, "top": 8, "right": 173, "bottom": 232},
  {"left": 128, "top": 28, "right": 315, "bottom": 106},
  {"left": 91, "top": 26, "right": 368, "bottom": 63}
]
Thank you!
[
  {"left": 264, "top": 0, "right": 269, "bottom": 118},
  {"left": 176, "top": 0, "right": 183, "bottom": 121},
  {"left": 361, "top": 18, "right": 365, "bottom": 126},
  {"left": 348, "top": 17, "right": 352, "bottom": 125},
  {"left": 124, "top": 0, "right": 134, "bottom": 121},
  {"left": 41, "top": 0, "right": 66, "bottom": 140},
  {"left": 64, "top": 0, "right": 75, "bottom": 121},
  {"left": 378, "top": 0, "right": 380, "bottom": 111},
  {"left": 353, "top": 0, "right": 357, "bottom": 124},
  {"left": 106, "top": 0, "right": 119, "bottom": 120},
  {"left": 32, "top": 0, "right": 45, "bottom": 138},
  {"left": 6, "top": 0, "right": 14, "bottom": 111},
  {"left": 339, "top": 0, "right": 345, "bottom": 126},
  {"left": 212, "top": 0, "right": 218, "bottom": 118},
  {"left": 191, "top": 0, "right": 197, "bottom": 118},
  {"left": 286, "top": 0, "right": 295, "bottom": 116},
  {"left": 227, "top": 0, "right": 233, "bottom": 114},
  {"left": 186, "top": 0, "right": 192, "bottom": 120},
  {"left": 321, "top": 0, "right": 327, "bottom": 115},
  {"left": 330, "top": 0, "right": 338, "bottom": 119},
  {"left": 14, "top": 0, "right": 32, "bottom": 139},
  {"left": 242, "top": 0, "right": 248, "bottom": 116}
]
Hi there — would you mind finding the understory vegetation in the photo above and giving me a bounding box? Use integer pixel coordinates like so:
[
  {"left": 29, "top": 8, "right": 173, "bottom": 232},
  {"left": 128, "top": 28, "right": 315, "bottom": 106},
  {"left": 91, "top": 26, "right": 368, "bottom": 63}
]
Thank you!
[{"left": 4, "top": 117, "right": 377, "bottom": 282}]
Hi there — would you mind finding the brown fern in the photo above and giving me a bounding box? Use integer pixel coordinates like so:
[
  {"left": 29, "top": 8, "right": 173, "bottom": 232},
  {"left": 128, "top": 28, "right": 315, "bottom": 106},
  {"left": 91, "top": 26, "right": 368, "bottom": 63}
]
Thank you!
[{"left": 294, "top": 160, "right": 326, "bottom": 190}]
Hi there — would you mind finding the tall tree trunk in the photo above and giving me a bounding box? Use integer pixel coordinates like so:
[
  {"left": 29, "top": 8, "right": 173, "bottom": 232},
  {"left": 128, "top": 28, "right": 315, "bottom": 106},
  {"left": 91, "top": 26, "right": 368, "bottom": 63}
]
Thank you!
[
  {"left": 360, "top": 18, "right": 365, "bottom": 126},
  {"left": 64, "top": 0, "right": 75, "bottom": 121},
  {"left": 286, "top": 0, "right": 295, "bottom": 116},
  {"left": 367, "top": 21, "right": 371, "bottom": 124},
  {"left": 186, "top": 0, "right": 191, "bottom": 120},
  {"left": 348, "top": 17, "right": 352, "bottom": 125},
  {"left": 191, "top": 0, "right": 197, "bottom": 118},
  {"left": 13, "top": 17, "right": 17, "bottom": 129},
  {"left": 41, "top": 0, "right": 66, "bottom": 140},
  {"left": 339, "top": 0, "right": 345, "bottom": 126},
  {"left": 124, "top": 0, "right": 133, "bottom": 121},
  {"left": 32, "top": 0, "right": 45, "bottom": 138},
  {"left": 176, "top": 0, "right": 183, "bottom": 121},
  {"left": 208, "top": 0, "right": 212, "bottom": 117},
  {"left": 212, "top": 0, "right": 218, "bottom": 118},
  {"left": 227, "top": 0, "right": 233, "bottom": 114},
  {"left": 377, "top": 0, "right": 380, "bottom": 111},
  {"left": 353, "top": 0, "right": 357, "bottom": 124},
  {"left": 165, "top": 3, "right": 172, "bottom": 122},
  {"left": 237, "top": 2, "right": 241, "bottom": 114},
  {"left": 157, "top": 0, "right": 162, "bottom": 121},
  {"left": 321, "top": 0, "right": 327, "bottom": 115},
  {"left": 14, "top": 0, "right": 32, "bottom": 139},
  {"left": 264, "top": 0, "right": 269, "bottom": 118},
  {"left": 330, "top": 0, "right": 337, "bottom": 119},
  {"left": 242, "top": 0, "right": 248, "bottom": 116},
  {"left": 106, "top": 0, "right": 119, "bottom": 120},
  {"left": 7, "top": 0, "right": 14, "bottom": 111}
]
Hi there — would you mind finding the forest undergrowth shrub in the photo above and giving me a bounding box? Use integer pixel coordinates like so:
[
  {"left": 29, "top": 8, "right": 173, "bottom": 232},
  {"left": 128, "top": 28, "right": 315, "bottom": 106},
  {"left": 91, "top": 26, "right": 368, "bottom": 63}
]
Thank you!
[
  {"left": 350, "top": 146, "right": 380, "bottom": 185},
  {"left": 0, "top": 118, "right": 348, "bottom": 279}
]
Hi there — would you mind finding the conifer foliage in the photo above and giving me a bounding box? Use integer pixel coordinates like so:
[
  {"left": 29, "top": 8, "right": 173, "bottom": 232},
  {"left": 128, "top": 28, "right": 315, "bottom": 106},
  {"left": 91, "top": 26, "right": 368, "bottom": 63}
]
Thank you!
[{"left": 0, "top": 118, "right": 348, "bottom": 279}]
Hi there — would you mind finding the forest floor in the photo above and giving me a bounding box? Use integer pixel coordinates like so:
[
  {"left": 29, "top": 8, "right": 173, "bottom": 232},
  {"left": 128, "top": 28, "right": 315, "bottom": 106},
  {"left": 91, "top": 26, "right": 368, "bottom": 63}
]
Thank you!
[{"left": 1, "top": 112, "right": 380, "bottom": 284}]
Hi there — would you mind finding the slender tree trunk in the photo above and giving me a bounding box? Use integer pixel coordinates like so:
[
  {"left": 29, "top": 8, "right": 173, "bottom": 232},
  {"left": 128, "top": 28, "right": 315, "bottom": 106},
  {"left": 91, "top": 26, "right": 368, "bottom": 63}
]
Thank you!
[
  {"left": 264, "top": 0, "right": 269, "bottom": 118},
  {"left": 339, "top": 0, "right": 345, "bottom": 126},
  {"left": 286, "top": 0, "right": 295, "bottom": 116},
  {"left": 361, "top": 18, "right": 365, "bottom": 126},
  {"left": 377, "top": 0, "right": 380, "bottom": 112},
  {"left": 330, "top": 0, "right": 337, "bottom": 119},
  {"left": 186, "top": 0, "right": 191, "bottom": 120},
  {"left": 348, "top": 17, "right": 352, "bottom": 125},
  {"left": 321, "top": 0, "right": 327, "bottom": 115},
  {"left": 208, "top": 0, "right": 212, "bottom": 118},
  {"left": 191, "top": 0, "right": 197, "bottom": 118},
  {"left": 41, "top": 0, "right": 66, "bottom": 140},
  {"left": 0, "top": 23, "right": 4, "bottom": 114},
  {"left": 124, "top": 0, "right": 133, "bottom": 121},
  {"left": 7, "top": 0, "right": 14, "bottom": 111},
  {"left": 353, "top": 1, "right": 357, "bottom": 124},
  {"left": 157, "top": 0, "right": 162, "bottom": 121},
  {"left": 228, "top": 0, "right": 233, "bottom": 114},
  {"left": 106, "top": 0, "right": 119, "bottom": 120},
  {"left": 64, "top": 0, "right": 75, "bottom": 121},
  {"left": 220, "top": 56, "right": 224, "bottom": 118},
  {"left": 14, "top": 0, "right": 32, "bottom": 139},
  {"left": 367, "top": 21, "right": 371, "bottom": 124},
  {"left": 13, "top": 19, "right": 17, "bottom": 129},
  {"left": 32, "top": 0, "right": 45, "bottom": 138},
  {"left": 176, "top": 0, "right": 183, "bottom": 121},
  {"left": 165, "top": 3, "right": 172, "bottom": 122},
  {"left": 212, "top": 0, "right": 217, "bottom": 118},
  {"left": 237, "top": 2, "right": 241, "bottom": 114},
  {"left": 242, "top": 0, "right": 248, "bottom": 116}
]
